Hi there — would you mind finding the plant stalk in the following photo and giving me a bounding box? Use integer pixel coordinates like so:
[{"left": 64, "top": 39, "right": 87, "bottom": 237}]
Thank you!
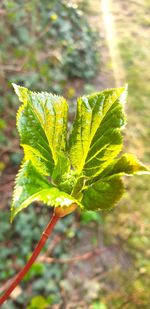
[{"left": 0, "top": 213, "right": 59, "bottom": 306}]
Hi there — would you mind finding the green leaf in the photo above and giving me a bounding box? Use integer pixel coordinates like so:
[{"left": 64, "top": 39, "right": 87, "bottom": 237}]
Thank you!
[
  {"left": 109, "top": 153, "right": 150, "bottom": 176},
  {"left": 71, "top": 175, "right": 85, "bottom": 200},
  {"left": 11, "top": 160, "right": 81, "bottom": 221},
  {"left": 69, "top": 87, "right": 127, "bottom": 178},
  {"left": 58, "top": 170, "right": 78, "bottom": 195},
  {"left": 52, "top": 153, "right": 70, "bottom": 184},
  {"left": 93, "top": 301, "right": 107, "bottom": 309},
  {"left": 99, "top": 153, "right": 150, "bottom": 180},
  {"left": 27, "top": 295, "right": 51, "bottom": 309},
  {"left": 11, "top": 160, "right": 51, "bottom": 221},
  {"left": 11, "top": 84, "right": 150, "bottom": 217},
  {"left": 81, "top": 154, "right": 149, "bottom": 211},
  {"left": 82, "top": 176, "right": 124, "bottom": 211},
  {"left": 29, "top": 188, "right": 81, "bottom": 209},
  {"left": 13, "top": 84, "right": 68, "bottom": 176}
]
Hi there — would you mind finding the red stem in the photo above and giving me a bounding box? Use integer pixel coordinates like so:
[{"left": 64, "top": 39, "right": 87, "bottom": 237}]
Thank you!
[{"left": 0, "top": 213, "right": 59, "bottom": 306}]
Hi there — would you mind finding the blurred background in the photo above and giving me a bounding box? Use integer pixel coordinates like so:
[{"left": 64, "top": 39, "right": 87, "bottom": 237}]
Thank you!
[{"left": 0, "top": 0, "right": 150, "bottom": 308}]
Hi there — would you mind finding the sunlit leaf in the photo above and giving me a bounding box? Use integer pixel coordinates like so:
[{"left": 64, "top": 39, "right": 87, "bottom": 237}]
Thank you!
[
  {"left": 95, "top": 153, "right": 150, "bottom": 181},
  {"left": 107, "top": 153, "right": 150, "bottom": 176},
  {"left": 12, "top": 84, "right": 150, "bottom": 217},
  {"left": 29, "top": 188, "right": 81, "bottom": 209},
  {"left": 11, "top": 160, "right": 51, "bottom": 221},
  {"left": 13, "top": 84, "right": 68, "bottom": 176},
  {"left": 82, "top": 176, "right": 124, "bottom": 211},
  {"left": 69, "top": 87, "right": 127, "bottom": 178},
  {"left": 11, "top": 160, "right": 81, "bottom": 221}
]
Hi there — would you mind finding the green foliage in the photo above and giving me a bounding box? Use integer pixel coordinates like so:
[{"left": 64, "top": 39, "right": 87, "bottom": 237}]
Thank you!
[
  {"left": 92, "top": 301, "right": 107, "bottom": 309},
  {"left": 102, "top": 153, "right": 150, "bottom": 177},
  {"left": 11, "top": 160, "right": 80, "bottom": 220},
  {"left": 14, "top": 83, "right": 68, "bottom": 175},
  {"left": 69, "top": 87, "right": 126, "bottom": 175},
  {"left": 11, "top": 84, "right": 150, "bottom": 220},
  {"left": 12, "top": 160, "right": 50, "bottom": 211},
  {"left": 0, "top": 119, "right": 7, "bottom": 146},
  {"left": 82, "top": 176, "right": 124, "bottom": 211},
  {"left": 0, "top": 0, "right": 99, "bottom": 113},
  {"left": 0, "top": 208, "right": 75, "bottom": 307},
  {"left": 80, "top": 210, "right": 102, "bottom": 224},
  {"left": 24, "top": 263, "right": 46, "bottom": 282},
  {"left": 27, "top": 295, "right": 51, "bottom": 309}
]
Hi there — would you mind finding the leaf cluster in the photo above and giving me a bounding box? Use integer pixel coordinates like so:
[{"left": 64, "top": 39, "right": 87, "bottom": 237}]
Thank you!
[{"left": 11, "top": 84, "right": 150, "bottom": 220}]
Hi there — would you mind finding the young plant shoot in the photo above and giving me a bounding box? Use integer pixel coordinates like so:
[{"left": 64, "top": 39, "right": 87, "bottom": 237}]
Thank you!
[{"left": 0, "top": 84, "right": 149, "bottom": 305}]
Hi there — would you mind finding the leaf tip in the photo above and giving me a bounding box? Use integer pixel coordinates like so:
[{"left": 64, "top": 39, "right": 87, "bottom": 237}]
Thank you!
[
  {"left": 12, "top": 83, "right": 28, "bottom": 102},
  {"left": 119, "top": 84, "right": 128, "bottom": 106},
  {"left": 12, "top": 83, "right": 20, "bottom": 94}
]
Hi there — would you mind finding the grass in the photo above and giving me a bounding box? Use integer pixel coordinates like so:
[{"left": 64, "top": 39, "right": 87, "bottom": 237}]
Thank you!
[
  {"left": 101, "top": 0, "right": 150, "bottom": 307},
  {"left": 113, "top": 0, "right": 150, "bottom": 160}
]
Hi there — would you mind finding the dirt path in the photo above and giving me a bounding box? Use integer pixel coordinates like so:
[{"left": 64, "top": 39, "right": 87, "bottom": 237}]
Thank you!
[
  {"left": 87, "top": 0, "right": 126, "bottom": 89},
  {"left": 101, "top": 0, "right": 125, "bottom": 86}
]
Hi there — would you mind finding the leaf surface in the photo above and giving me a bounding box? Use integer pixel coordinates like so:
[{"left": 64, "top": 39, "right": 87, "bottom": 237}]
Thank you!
[
  {"left": 108, "top": 153, "right": 150, "bottom": 176},
  {"left": 81, "top": 153, "right": 150, "bottom": 211},
  {"left": 11, "top": 160, "right": 51, "bottom": 221},
  {"left": 96, "top": 153, "right": 150, "bottom": 181},
  {"left": 52, "top": 153, "right": 70, "bottom": 184},
  {"left": 11, "top": 160, "right": 81, "bottom": 221},
  {"left": 13, "top": 84, "right": 68, "bottom": 176},
  {"left": 29, "top": 188, "right": 81, "bottom": 209},
  {"left": 69, "top": 87, "right": 127, "bottom": 178},
  {"left": 82, "top": 176, "right": 124, "bottom": 211},
  {"left": 12, "top": 84, "right": 150, "bottom": 217}
]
